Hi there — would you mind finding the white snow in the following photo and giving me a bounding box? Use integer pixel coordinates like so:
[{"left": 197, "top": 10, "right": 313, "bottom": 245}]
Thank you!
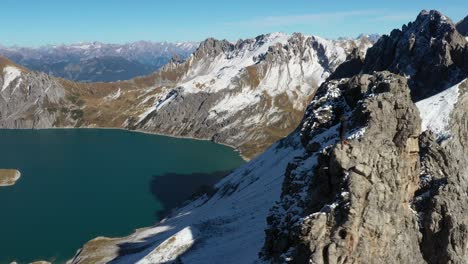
[
  {"left": 137, "top": 90, "right": 178, "bottom": 122},
  {"left": 208, "top": 90, "right": 261, "bottom": 119},
  {"left": 416, "top": 79, "right": 464, "bottom": 138},
  {"left": 138, "top": 227, "right": 195, "bottom": 264},
  {"left": 174, "top": 33, "right": 357, "bottom": 126},
  {"left": 104, "top": 88, "right": 121, "bottom": 101},
  {"left": 2, "top": 66, "right": 22, "bottom": 91},
  {"left": 347, "top": 126, "right": 367, "bottom": 140},
  {"left": 179, "top": 32, "right": 291, "bottom": 95}
]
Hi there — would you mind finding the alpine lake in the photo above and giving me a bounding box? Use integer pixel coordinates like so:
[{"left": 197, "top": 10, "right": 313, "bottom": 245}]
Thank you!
[{"left": 0, "top": 129, "right": 245, "bottom": 263}]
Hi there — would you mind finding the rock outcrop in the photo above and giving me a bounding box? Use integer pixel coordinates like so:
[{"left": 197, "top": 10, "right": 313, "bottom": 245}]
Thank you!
[
  {"left": 362, "top": 10, "right": 468, "bottom": 100},
  {"left": 0, "top": 57, "right": 78, "bottom": 128},
  {"left": 416, "top": 79, "right": 468, "bottom": 263},
  {"left": 456, "top": 15, "right": 468, "bottom": 36},
  {"left": 261, "top": 11, "right": 468, "bottom": 264},
  {"left": 262, "top": 72, "right": 425, "bottom": 263}
]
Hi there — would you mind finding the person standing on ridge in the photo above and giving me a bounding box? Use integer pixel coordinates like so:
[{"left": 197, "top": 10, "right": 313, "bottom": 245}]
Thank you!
[{"left": 339, "top": 115, "right": 349, "bottom": 148}]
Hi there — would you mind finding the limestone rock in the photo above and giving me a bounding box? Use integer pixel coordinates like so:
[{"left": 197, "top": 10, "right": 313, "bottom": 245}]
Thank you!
[
  {"left": 262, "top": 71, "right": 425, "bottom": 263},
  {"left": 362, "top": 10, "right": 468, "bottom": 100}
]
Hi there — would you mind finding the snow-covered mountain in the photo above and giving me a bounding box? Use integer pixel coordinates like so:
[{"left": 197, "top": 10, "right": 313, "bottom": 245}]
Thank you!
[
  {"left": 67, "top": 10, "right": 468, "bottom": 264},
  {"left": 0, "top": 41, "right": 198, "bottom": 82},
  {"left": 127, "top": 32, "right": 374, "bottom": 157},
  {"left": 0, "top": 32, "right": 374, "bottom": 158}
]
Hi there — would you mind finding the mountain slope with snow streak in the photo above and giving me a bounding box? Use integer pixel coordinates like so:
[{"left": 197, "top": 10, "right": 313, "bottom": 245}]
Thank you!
[{"left": 131, "top": 33, "right": 373, "bottom": 157}]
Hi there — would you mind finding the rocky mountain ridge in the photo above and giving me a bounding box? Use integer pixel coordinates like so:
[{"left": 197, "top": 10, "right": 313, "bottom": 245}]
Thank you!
[
  {"left": 0, "top": 32, "right": 373, "bottom": 158},
  {"left": 362, "top": 10, "right": 468, "bottom": 100},
  {"left": 67, "top": 10, "right": 467, "bottom": 264}
]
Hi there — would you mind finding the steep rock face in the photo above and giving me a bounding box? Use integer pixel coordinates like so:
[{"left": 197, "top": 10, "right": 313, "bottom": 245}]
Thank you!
[
  {"left": 362, "top": 10, "right": 468, "bottom": 100},
  {"left": 0, "top": 57, "right": 77, "bottom": 128},
  {"left": 416, "top": 79, "right": 468, "bottom": 263},
  {"left": 456, "top": 15, "right": 468, "bottom": 36},
  {"left": 262, "top": 72, "right": 424, "bottom": 263}
]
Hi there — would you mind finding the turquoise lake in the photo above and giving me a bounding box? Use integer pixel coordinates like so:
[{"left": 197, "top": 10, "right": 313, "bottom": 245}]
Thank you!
[{"left": 0, "top": 129, "right": 245, "bottom": 264}]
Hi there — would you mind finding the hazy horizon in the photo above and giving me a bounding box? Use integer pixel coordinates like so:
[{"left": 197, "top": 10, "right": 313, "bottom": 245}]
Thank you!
[{"left": 1, "top": 0, "right": 467, "bottom": 47}]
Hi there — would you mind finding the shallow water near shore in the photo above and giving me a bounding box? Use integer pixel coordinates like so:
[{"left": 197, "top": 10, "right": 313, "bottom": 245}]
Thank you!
[{"left": 0, "top": 129, "right": 245, "bottom": 263}]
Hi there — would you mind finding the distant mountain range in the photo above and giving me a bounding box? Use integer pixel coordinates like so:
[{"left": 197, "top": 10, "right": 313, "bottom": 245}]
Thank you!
[
  {"left": 0, "top": 41, "right": 198, "bottom": 82},
  {"left": 0, "top": 36, "right": 376, "bottom": 83}
]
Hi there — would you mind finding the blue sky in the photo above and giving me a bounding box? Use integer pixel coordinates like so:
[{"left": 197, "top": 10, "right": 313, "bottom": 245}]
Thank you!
[{"left": 1, "top": 0, "right": 467, "bottom": 46}]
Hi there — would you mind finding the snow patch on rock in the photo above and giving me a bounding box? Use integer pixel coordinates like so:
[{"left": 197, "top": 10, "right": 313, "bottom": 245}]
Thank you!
[
  {"left": 416, "top": 79, "right": 464, "bottom": 139},
  {"left": 138, "top": 227, "right": 195, "bottom": 264},
  {"left": 2, "top": 66, "right": 22, "bottom": 91}
]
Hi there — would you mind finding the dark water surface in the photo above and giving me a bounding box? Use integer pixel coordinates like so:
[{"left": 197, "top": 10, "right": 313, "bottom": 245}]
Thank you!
[{"left": 0, "top": 129, "right": 245, "bottom": 264}]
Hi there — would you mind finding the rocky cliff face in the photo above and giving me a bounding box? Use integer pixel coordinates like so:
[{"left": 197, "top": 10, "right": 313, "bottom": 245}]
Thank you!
[
  {"left": 262, "top": 72, "right": 426, "bottom": 263},
  {"left": 0, "top": 57, "right": 79, "bottom": 128},
  {"left": 261, "top": 11, "right": 468, "bottom": 263},
  {"left": 456, "top": 15, "right": 468, "bottom": 36},
  {"left": 362, "top": 10, "right": 468, "bottom": 100},
  {"left": 416, "top": 79, "right": 468, "bottom": 263}
]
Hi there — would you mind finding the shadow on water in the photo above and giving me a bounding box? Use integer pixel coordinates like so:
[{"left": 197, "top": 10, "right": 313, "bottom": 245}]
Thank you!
[
  {"left": 149, "top": 170, "right": 231, "bottom": 220},
  {"left": 106, "top": 170, "right": 232, "bottom": 263}
]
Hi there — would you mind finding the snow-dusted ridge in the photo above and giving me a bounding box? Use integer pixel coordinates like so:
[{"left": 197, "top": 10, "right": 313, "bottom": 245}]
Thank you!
[
  {"left": 133, "top": 32, "right": 375, "bottom": 157},
  {"left": 416, "top": 79, "right": 465, "bottom": 139}
]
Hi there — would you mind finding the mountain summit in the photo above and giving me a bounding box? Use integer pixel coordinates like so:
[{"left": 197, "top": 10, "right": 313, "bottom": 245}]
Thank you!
[{"left": 362, "top": 10, "right": 468, "bottom": 100}]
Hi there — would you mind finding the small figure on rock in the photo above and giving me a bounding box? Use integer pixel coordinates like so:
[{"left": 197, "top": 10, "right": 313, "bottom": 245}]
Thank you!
[{"left": 339, "top": 115, "right": 349, "bottom": 148}]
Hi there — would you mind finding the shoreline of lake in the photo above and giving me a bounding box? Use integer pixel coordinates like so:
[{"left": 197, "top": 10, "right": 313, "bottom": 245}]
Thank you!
[{"left": 0, "top": 126, "right": 251, "bottom": 161}]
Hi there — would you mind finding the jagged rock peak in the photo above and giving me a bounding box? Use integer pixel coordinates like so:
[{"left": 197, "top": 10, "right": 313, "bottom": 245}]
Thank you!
[
  {"left": 262, "top": 71, "right": 424, "bottom": 263},
  {"left": 194, "top": 37, "right": 234, "bottom": 57},
  {"left": 362, "top": 10, "right": 468, "bottom": 101},
  {"left": 456, "top": 15, "right": 468, "bottom": 36}
]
